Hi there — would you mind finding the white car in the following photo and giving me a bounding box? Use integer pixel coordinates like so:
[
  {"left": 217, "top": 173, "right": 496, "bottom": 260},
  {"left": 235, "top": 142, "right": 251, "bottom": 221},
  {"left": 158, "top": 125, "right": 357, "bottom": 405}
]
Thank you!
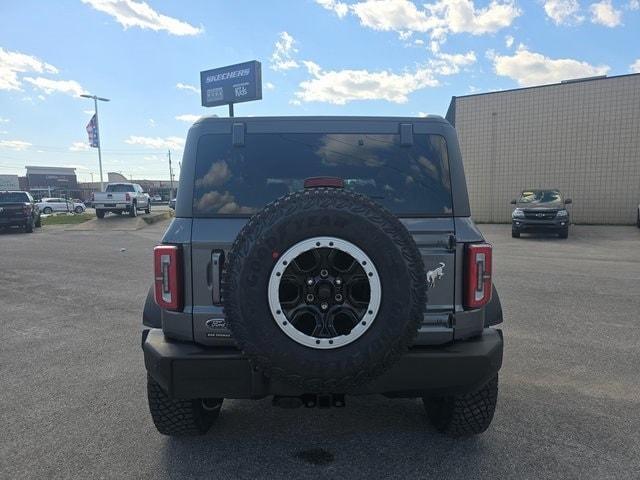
[
  {"left": 36, "top": 197, "right": 86, "bottom": 214},
  {"left": 152, "top": 194, "right": 162, "bottom": 202}
]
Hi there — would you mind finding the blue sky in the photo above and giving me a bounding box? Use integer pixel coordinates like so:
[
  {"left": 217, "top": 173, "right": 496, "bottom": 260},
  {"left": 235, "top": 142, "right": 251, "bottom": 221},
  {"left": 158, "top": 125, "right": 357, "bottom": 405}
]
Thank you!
[{"left": 0, "top": 0, "right": 638, "bottom": 181}]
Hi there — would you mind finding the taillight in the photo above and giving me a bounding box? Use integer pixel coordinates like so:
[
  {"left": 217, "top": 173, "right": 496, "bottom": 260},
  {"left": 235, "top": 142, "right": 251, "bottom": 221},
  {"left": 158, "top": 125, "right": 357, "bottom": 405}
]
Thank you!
[
  {"left": 464, "top": 243, "right": 493, "bottom": 309},
  {"left": 154, "top": 245, "right": 182, "bottom": 310},
  {"left": 125, "top": 193, "right": 131, "bottom": 201}
]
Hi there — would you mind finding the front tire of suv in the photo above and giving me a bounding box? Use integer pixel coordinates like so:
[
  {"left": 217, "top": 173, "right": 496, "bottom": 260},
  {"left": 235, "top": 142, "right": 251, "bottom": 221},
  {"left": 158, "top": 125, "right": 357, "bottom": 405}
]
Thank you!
[
  {"left": 511, "top": 230, "right": 520, "bottom": 238},
  {"left": 559, "top": 228, "right": 569, "bottom": 239},
  {"left": 25, "top": 218, "right": 34, "bottom": 233},
  {"left": 147, "top": 374, "right": 222, "bottom": 436},
  {"left": 129, "top": 202, "right": 137, "bottom": 218},
  {"left": 423, "top": 374, "right": 498, "bottom": 437}
]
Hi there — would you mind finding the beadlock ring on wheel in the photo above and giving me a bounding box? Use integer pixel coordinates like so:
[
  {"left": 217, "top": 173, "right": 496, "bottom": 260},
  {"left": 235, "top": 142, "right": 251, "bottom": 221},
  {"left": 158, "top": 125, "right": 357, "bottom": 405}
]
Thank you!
[{"left": 267, "top": 236, "right": 381, "bottom": 350}]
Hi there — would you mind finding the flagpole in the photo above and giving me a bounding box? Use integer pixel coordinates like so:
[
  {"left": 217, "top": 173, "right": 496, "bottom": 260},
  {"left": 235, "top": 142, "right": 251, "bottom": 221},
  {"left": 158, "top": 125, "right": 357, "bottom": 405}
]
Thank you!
[
  {"left": 81, "top": 93, "right": 110, "bottom": 191},
  {"left": 94, "top": 96, "right": 104, "bottom": 191}
]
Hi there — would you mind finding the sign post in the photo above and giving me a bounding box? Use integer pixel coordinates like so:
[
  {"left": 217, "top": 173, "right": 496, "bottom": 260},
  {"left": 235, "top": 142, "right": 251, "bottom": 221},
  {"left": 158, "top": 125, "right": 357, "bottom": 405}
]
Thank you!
[{"left": 200, "top": 61, "right": 262, "bottom": 116}]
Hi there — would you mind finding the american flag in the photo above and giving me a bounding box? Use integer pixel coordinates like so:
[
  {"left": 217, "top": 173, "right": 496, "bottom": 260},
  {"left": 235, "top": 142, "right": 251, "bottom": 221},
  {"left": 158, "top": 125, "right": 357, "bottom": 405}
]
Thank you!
[{"left": 86, "top": 114, "right": 99, "bottom": 148}]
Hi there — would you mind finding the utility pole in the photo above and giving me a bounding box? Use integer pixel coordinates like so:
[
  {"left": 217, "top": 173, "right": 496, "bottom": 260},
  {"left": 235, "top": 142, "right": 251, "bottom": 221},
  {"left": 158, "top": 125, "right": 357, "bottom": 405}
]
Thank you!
[
  {"left": 80, "top": 93, "right": 110, "bottom": 191},
  {"left": 168, "top": 149, "right": 174, "bottom": 200}
]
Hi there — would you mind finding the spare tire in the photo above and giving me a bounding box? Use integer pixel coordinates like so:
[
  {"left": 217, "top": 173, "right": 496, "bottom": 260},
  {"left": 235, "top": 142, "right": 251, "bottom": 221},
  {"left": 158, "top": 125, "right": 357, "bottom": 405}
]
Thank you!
[{"left": 222, "top": 188, "right": 426, "bottom": 392}]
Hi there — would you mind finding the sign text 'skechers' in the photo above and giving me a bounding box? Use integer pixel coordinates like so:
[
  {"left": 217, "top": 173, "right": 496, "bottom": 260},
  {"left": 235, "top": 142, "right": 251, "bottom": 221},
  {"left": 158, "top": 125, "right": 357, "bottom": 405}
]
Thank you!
[{"left": 200, "top": 61, "right": 262, "bottom": 108}]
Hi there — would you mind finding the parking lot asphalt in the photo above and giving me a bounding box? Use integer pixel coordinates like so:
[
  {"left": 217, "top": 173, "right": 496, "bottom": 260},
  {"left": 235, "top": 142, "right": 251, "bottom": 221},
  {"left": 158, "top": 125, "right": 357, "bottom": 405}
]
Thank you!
[{"left": 1, "top": 222, "right": 639, "bottom": 479}]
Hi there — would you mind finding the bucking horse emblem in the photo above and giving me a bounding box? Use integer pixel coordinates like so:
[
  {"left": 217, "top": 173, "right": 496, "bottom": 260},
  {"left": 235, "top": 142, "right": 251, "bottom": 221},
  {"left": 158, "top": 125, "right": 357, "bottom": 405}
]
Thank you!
[{"left": 426, "top": 262, "right": 445, "bottom": 289}]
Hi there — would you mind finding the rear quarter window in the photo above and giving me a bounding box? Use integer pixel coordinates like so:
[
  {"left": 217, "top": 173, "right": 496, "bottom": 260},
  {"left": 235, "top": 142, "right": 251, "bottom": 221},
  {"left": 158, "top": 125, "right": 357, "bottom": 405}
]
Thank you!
[{"left": 193, "top": 132, "right": 452, "bottom": 216}]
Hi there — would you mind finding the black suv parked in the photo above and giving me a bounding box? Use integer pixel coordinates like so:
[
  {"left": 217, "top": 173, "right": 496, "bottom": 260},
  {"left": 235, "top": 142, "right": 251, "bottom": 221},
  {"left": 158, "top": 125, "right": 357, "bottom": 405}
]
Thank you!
[
  {"left": 511, "top": 189, "right": 572, "bottom": 238},
  {"left": 142, "top": 116, "right": 504, "bottom": 438},
  {"left": 0, "top": 191, "right": 41, "bottom": 233}
]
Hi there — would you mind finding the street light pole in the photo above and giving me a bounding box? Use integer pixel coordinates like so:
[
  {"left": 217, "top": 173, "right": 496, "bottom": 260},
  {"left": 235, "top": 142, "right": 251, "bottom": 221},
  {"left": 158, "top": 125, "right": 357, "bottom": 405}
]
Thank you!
[
  {"left": 80, "top": 93, "right": 110, "bottom": 191},
  {"left": 168, "top": 149, "right": 174, "bottom": 200}
]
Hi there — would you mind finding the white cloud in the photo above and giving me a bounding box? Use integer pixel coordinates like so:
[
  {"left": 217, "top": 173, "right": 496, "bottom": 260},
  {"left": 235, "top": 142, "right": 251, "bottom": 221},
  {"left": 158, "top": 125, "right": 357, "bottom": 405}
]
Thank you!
[
  {"left": 270, "top": 31, "right": 299, "bottom": 71},
  {"left": 0, "top": 139, "right": 31, "bottom": 151},
  {"left": 590, "top": 0, "right": 622, "bottom": 26},
  {"left": 175, "top": 114, "right": 201, "bottom": 123},
  {"left": 0, "top": 117, "right": 8, "bottom": 123},
  {"left": 344, "top": 0, "right": 520, "bottom": 42},
  {"left": 265, "top": 82, "right": 276, "bottom": 90},
  {"left": 83, "top": 109, "right": 95, "bottom": 115},
  {"left": 148, "top": 118, "right": 156, "bottom": 127},
  {"left": 125, "top": 135, "right": 185, "bottom": 150},
  {"left": 176, "top": 82, "right": 199, "bottom": 94},
  {"left": 505, "top": 35, "right": 514, "bottom": 47},
  {"left": 69, "top": 141, "right": 90, "bottom": 151},
  {"left": 0, "top": 47, "right": 58, "bottom": 91},
  {"left": 81, "top": 0, "right": 203, "bottom": 36},
  {"left": 491, "top": 46, "right": 610, "bottom": 86},
  {"left": 295, "top": 60, "right": 439, "bottom": 105},
  {"left": 631, "top": 59, "right": 640, "bottom": 73},
  {"left": 23, "top": 77, "right": 85, "bottom": 97},
  {"left": 417, "top": 111, "right": 429, "bottom": 117},
  {"left": 543, "top": 0, "right": 583, "bottom": 25},
  {"left": 629, "top": 0, "right": 639, "bottom": 10},
  {"left": 429, "top": 50, "right": 476, "bottom": 75},
  {"left": 414, "top": 38, "right": 425, "bottom": 45},
  {"left": 315, "top": 0, "right": 349, "bottom": 17}
]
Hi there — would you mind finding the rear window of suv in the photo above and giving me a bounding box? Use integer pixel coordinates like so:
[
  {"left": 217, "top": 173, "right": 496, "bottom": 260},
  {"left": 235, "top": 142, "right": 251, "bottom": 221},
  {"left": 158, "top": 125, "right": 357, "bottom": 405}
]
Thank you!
[
  {"left": 0, "top": 192, "right": 29, "bottom": 202},
  {"left": 193, "top": 133, "right": 452, "bottom": 216}
]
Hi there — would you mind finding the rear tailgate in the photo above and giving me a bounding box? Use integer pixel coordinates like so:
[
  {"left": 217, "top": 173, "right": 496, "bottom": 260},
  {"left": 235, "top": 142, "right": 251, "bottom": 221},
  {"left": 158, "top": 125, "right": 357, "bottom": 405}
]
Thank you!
[
  {"left": 93, "top": 192, "right": 128, "bottom": 206},
  {"left": 190, "top": 217, "right": 455, "bottom": 346},
  {"left": 0, "top": 203, "right": 28, "bottom": 222}
]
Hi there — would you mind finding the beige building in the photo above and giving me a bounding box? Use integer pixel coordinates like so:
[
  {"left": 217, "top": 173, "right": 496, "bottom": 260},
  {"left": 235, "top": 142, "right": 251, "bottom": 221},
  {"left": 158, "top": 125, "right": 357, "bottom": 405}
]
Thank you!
[{"left": 446, "top": 73, "right": 640, "bottom": 224}]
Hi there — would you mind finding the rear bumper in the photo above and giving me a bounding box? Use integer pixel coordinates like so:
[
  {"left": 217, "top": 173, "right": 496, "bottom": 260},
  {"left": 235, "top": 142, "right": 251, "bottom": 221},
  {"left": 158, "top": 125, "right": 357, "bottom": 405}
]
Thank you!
[
  {"left": 142, "top": 328, "right": 503, "bottom": 400},
  {"left": 0, "top": 216, "right": 28, "bottom": 227},
  {"left": 95, "top": 203, "right": 129, "bottom": 210},
  {"left": 512, "top": 218, "right": 568, "bottom": 231}
]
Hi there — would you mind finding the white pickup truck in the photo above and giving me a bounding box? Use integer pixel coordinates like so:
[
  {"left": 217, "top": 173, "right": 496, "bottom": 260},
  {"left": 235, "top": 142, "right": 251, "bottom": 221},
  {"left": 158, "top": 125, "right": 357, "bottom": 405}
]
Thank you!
[{"left": 92, "top": 183, "right": 151, "bottom": 219}]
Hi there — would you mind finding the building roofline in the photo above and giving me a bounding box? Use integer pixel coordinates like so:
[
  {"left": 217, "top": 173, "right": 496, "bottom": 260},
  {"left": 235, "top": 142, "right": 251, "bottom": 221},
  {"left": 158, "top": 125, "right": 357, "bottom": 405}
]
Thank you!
[{"left": 452, "top": 72, "right": 640, "bottom": 100}]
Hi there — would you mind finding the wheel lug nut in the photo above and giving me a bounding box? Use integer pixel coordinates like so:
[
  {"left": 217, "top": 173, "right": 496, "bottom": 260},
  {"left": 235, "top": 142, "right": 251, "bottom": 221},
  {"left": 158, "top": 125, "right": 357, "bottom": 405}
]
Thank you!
[
  {"left": 335, "top": 294, "right": 343, "bottom": 302},
  {"left": 306, "top": 294, "right": 315, "bottom": 303},
  {"left": 307, "top": 278, "right": 314, "bottom": 286},
  {"left": 321, "top": 302, "right": 329, "bottom": 310},
  {"left": 335, "top": 278, "right": 342, "bottom": 285},
  {"left": 320, "top": 269, "right": 329, "bottom": 278}
]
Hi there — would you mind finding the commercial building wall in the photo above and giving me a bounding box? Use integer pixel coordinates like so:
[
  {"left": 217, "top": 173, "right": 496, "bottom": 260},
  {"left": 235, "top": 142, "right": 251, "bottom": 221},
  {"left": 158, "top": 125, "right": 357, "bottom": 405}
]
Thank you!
[{"left": 447, "top": 74, "right": 640, "bottom": 224}]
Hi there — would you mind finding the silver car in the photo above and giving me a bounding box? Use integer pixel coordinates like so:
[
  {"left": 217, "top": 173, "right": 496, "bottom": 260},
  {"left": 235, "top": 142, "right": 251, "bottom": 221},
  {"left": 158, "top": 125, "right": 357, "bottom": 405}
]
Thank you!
[{"left": 36, "top": 197, "right": 86, "bottom": 214}]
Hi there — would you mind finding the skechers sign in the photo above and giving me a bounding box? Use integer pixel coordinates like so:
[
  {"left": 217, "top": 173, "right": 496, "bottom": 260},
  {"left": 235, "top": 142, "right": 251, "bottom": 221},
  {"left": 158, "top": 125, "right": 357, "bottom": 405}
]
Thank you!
[{"left": 200, "top": 61, "right": 262, "bottom": 107}]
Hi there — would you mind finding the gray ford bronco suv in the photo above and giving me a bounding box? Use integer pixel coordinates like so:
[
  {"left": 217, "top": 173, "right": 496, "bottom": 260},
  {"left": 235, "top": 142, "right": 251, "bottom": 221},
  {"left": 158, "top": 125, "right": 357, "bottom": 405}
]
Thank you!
[{"left": 142, "top": 116, "right": 503, "bottom": 437}]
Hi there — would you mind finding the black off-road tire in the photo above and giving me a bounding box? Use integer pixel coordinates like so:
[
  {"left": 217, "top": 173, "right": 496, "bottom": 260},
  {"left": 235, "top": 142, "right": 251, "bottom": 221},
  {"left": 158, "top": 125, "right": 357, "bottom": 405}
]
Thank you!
[
  {"left": 145, "top": 202, "right": 151, "bottom": 214},
  {"left": 559, "top": 228, "right": 569, "bottom": 239},
  {"left": 423, "top": 374, "right": 499, "bottom": 437},
  {"left": 129, "top": 202, "right": 137, "bottom": 218},
  {"left": 222, "top": 188, "right": 427, "bottom": 393},
  {"left": 96, "top": 210, "right": 105, "bottom": 219},
  {"left": 35, "top": 216, "right": 42, "bottom": 228},
  {"left": 147, "top": 374, "right": 222, "bottom": 436},
  {"left": 511, "top": 230, "right": 520, "bottom": 238},
  {"left": 25, "top": 218, "right": 34, "bottom": 233}
]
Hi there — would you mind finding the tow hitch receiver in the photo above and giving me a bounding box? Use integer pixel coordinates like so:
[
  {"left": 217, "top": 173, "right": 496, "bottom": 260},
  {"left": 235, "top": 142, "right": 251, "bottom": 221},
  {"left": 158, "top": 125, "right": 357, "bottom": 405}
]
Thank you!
[{"left": 272, "top": 394, "right": 346, "bottom": 409}]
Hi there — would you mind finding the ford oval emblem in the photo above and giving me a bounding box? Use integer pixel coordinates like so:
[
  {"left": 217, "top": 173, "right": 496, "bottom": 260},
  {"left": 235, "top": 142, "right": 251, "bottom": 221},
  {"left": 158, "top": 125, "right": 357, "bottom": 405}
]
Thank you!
[{"left": 206, "top": 318, "right": 226, "bottom": 329}]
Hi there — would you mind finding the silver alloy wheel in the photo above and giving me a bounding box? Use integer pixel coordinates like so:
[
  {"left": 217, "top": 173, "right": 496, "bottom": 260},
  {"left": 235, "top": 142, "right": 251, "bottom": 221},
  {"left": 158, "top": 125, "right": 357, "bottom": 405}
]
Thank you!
[{"left": 267, "top": 236, "right": 381, "bottom": 350}]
